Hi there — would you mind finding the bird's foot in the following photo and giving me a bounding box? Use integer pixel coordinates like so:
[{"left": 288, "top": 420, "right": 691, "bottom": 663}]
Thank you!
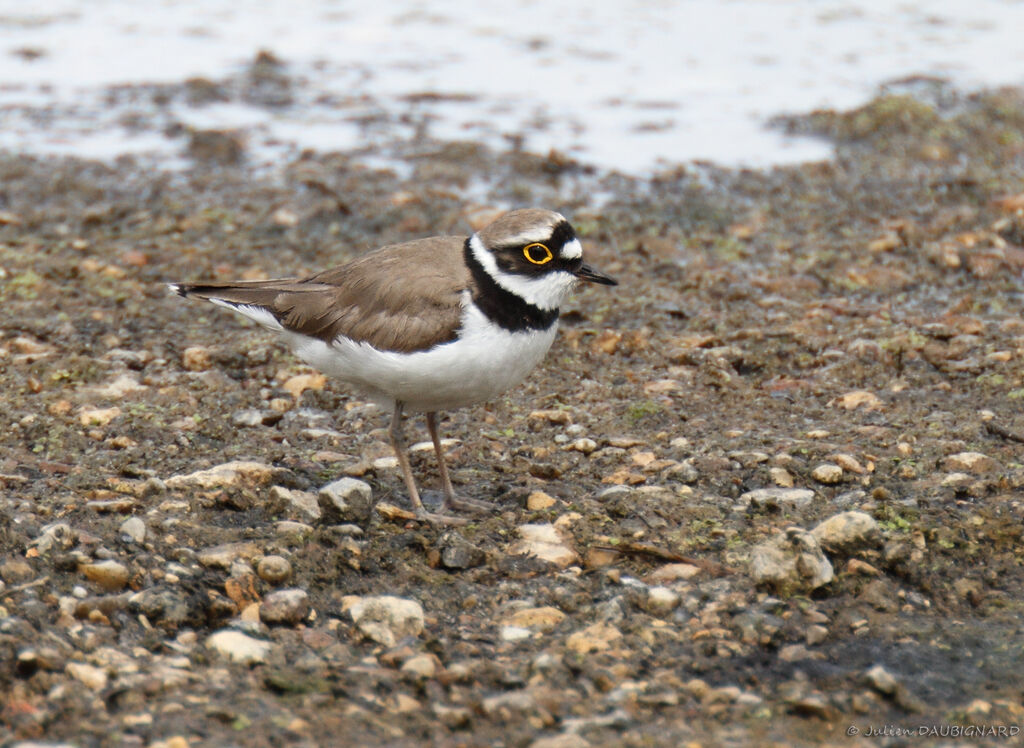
[
  {"left": 414, "top": 490, "right": 498, "bottom": 521},
  {"left": 412, "top": 508, "right": 470, "bottom": 527},
  {"left": 442, "top": 494, "right": 499, "bottom": 514}
]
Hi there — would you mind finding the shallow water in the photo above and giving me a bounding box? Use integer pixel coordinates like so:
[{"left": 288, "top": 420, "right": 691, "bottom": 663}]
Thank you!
[{"left": 2, "top": 0, "right": 1023, "bottom": 173}]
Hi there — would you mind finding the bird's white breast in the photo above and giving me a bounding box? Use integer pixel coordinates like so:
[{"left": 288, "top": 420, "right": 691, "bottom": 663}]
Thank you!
[{"left": 282, "top": 293, "right": 558, "bottom": 412}]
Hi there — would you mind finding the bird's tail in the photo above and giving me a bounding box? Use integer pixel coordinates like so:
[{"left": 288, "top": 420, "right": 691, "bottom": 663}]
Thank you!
[{"left": 168, "top": 280, "right": 302, "bottom": 331}]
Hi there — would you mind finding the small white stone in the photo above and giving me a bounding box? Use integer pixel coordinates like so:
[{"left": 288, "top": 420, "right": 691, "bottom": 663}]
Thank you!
[
  {"left": 347, "top": 595, "right": 425, "bottom": 648},
  {"left": 509, "top": 523, "right": 579, "bottom": 568},
  {"left": 81, "top": 560, "right": 131, "bottom": 591},
  {"left": 166, "top": 461, "right": 283, "bottom": 490},
  {"left": 865, "top": 664, "right": 899, "bottom": 695},
  {"left": 268, "top": 486, "right": 321, "bottom": 523},
  {"left": 811, "top": 511, "right": 881, "bottom": 554},
  {"left": 260, "top": 588, "right": 310, "bottom": 625},
  {"left": 943, "top": 452, "right": 997, "bottom": 473},
  {"left": 750, "top": 527, "right": 834, "bottom": 594},
  {"left": 769, "top": 467, "right": 794, "bottom": 487},
  {"left": 742, "top": 488, "right": 815, "bottom": 508},
  {"left": 66, "top": 662, "right": 108, "bottom": 690},
  {"left": 319, "top": 477, "right": 373, "bottom": 521},
  {"left": 256, "top": 555, "right": 293, "bottom": 584},
  {"left": 400, "top": 653, "right": 439, "bottom": 679},
  {"left": 119, "top": 516, "right": 146, "bottom": 544},
  {"left": 567, "top": 438, "right": 598, "bottom": 455},
  {"left": 206, "top": 630, "right": 274, "bottom": 664},
  {"left": 641, "top": 586, "right": 680, "bottom": 617},
  {"left": 811, "top": 463, "right": 843, "bottom": 484},
  {"left": 87, "top": 373, "right": 147, "bottom": 399}
]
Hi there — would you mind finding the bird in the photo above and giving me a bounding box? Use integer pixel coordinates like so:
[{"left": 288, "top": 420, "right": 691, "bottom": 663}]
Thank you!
[{"left": 169, "top": 208, "right": 617, "bottom": 524}]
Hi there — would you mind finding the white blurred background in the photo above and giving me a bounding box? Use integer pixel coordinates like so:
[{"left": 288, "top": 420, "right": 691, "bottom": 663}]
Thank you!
[{"left": 2, "top": 0, "right": 1023, "bottom": 173}]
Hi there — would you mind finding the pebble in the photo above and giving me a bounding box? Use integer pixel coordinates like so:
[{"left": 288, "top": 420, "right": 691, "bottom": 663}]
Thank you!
[
  {"left": 281, "top": 372, "right": 326, "bottom": 400},
  {"left": 149, "top": 737, "right": 191, "bottom": 748},
  {"left": 833, "top": 390, "right": 884, "bottom": 411},
  {"left": 197, "top": 542, "right": 261, "bottom": 569},
  {"left": 667, "top": 460, "right": 699, "bottom": 483},
  {"left": 640, "top": 586, "right": 680, "bottom": 617},
  {"left": 806, "top": 624, "right": 829, "bottom": 646},
  {"left": 769, "top": 467, "right": 795, "bottom": 487},
  {"left": 32, "top": 522, "right": 76, "bottom": 553},
  {"left": 509, "top": 523, "right": 580, "bottom": 568},
  {"left": 65, "top": 661, "right": 108, "bottom": 690},
  {"left": 346, "top": 595, "right": 425, "bottom": 648},
  {"left": 741, "top": 488, "right": 815, "bottom": 509},
  {"left": 256, "top": 554, "right": 293, "bottom": 584},
  {"left": 567, "top": 437, "right": 597, "bottom": 455},
  {"left": 501, "top": 606, "right": 567, "bottom": 631},
  {"left": 811, "top": 511, "right": 881, "bottom": 554},
  {"left": 372, "top": 456, "right": 399, "bottom": 470},
  {"left": 943, "top": 451, "right": 997, "bottom": 473},
  {"left": 206, "top": 630, "right": 274, "bottom": 664},
  {"left": 811, "top": 463, "right": 843, "bottom": 484},
  {"left": 268, "top": 486, "right": 322, "bottom": 523},
  {"left": 728, "top": 450, "right": 770, "bottom": 467},
  {"left": 482, "top": 689, "right": 537, "bottom": 718},
  {"left": 865, "top": 664, "right": 899, "bottom": 695},
  {"left": 119, "top": 516, "right": 146, "bottom": 544},
  {"left": 749, "top": 527, "right": 835, "bottom": 594},
  {"left": 166, "top": 461, "right": 285, "bottom": 490},
  {"left": 79, "top": 406, "right": 121, "bottom": 427},
  {"left": 274, "top": 520, "right": 314, "bottom": 539},
  {"left": 86, "top": 373, "right": 147, "bottom": 399},
  {"left": 644, "top": 563, "right": 700, "bottom": 584},
  {"left": 129, "top": 587, "right": 190, "bottom": 626},
  {"left": 80, "top": 560, "right": 131, "bottom": 591},
  {"left": 260, "top": 588, "right": 310, "bottom": 624},
  {"left": 500, "top": 626, "right": 534, "bottom": 642},
  {"left": 182, "top": 345, "right": 212, "bottom": 371},
  {"left": 529, "top": 735, "right": 592, "bottom": 748},
  {"left": 595, "top": 485, "right": 633, "bottom": 502},
  {"left": 318, "top": 477, "right": 374, "bottom": 521},
  {"left": 526, "top": 490, "right": 557, "bottom": 510},
  {"left": 86, "top": 498, "right": 136, "bottom": 513},
  {"left": 833, "top": 453, "right": 866, "bottom": 474},
  {"left": 437, "top": 531, "right": 486, "bottom": 570},
  {"left": 778, "top": 644, "right": 817, "bottom": 662},
  {"left": 410, "top": 437, "right": 459, "bottom": 453},
  {"left": 529, "top": 409, "right": 572, "bottom": 424},
  {"left": 790, "top": 695, "right": 837, "bottom": 720},
  {"left": 565, "top": 623, "right": 622, "bottom": 654},
  {"left": 231, "top": 408, "right": 274, "bottom": 427},
  {"left": 1, "top": 558, "right": 36, "bottom": 583},
  {"left": 400, "top": 652, "right": 440, "bottom": 679},
  {"left": 432, "top": 704, "right": 472, "bottom": 729},
  {"left": 941, "top": 472, "right": 971, "bottom": 486}
]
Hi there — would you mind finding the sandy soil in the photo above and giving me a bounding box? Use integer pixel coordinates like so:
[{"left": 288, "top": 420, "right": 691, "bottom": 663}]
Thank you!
[{"left": 2, "top": 75, "right": 1024, "bottom": 747}]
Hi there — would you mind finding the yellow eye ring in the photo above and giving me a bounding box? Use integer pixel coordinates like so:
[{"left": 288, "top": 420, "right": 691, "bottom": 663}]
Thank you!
[{"left": 523, "top": 243, "right": 553, "bottom": 265}]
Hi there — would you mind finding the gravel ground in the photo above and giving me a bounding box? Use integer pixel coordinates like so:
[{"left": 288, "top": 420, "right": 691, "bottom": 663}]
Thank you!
[{"left": 2, "top": 73, "right": 1024, "bottom": 747}]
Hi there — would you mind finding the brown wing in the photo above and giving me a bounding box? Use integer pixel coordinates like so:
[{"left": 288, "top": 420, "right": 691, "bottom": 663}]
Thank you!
[{"left": 172, "top": 236, "right": 471, "bottom": 354}]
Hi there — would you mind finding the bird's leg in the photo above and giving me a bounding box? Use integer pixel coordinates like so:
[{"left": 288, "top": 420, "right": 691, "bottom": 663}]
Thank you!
[
  {"left": 426, "top": 411, "right": 498, "bottom": 514},
  {"left": 389, "top": 403, "right": 467, "bottom": 526}
]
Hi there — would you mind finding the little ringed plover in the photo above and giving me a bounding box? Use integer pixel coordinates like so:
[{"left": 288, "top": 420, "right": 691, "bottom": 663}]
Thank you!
[{"left": 170, "top": 208, "right": 617, "bottom": 524}]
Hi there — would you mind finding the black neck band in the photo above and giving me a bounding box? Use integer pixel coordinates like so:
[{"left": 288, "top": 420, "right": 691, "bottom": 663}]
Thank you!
[{"left": 464, "top": 239, "right": 559, "bottom": 333}]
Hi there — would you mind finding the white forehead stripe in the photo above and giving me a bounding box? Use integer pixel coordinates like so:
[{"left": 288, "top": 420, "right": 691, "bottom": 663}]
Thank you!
[
  {"left": 469, "top": 234, "right": 576, "bottom": 311},
  {"left": 560, "top": 238, "right": 583, "bottom": 260},
  {"left": 495, "top": 212, "right": 568, "bottom": 247}
]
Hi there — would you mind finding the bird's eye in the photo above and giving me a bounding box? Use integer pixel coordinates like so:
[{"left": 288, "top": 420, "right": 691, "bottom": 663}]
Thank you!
[{"left": 523, "top": 243, "right": 553, "bottom": 265}]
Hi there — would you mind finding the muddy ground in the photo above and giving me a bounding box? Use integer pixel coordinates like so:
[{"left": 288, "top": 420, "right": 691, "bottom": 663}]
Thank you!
[{"left": 2, "top": 75, "right": 1024, "bottom": 748}]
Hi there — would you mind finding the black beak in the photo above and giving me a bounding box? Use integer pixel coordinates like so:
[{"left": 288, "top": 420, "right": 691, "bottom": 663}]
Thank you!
[{"left": 574, "top": 263, "right": 618, "bottom": 286}]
